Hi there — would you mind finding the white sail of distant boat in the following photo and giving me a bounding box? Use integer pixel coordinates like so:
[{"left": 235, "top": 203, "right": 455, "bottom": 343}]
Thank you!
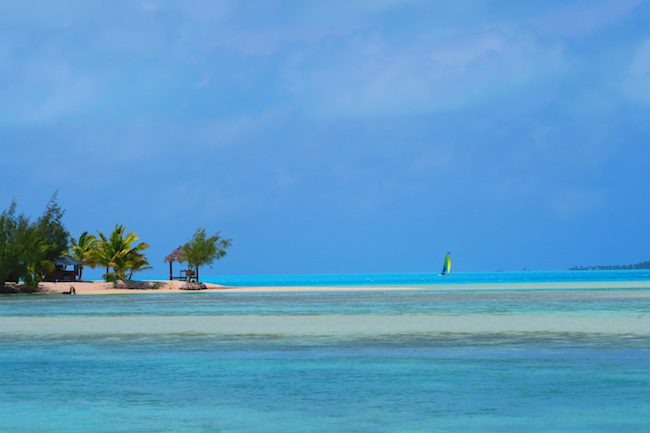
[{"left": 440, "top": 252, "right": 452, "bottom": 276}]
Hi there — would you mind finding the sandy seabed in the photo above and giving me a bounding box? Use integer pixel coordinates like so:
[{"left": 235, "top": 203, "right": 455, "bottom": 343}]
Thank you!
[{"left": 3, "top": 280, "right": 650, "bottom": 338}]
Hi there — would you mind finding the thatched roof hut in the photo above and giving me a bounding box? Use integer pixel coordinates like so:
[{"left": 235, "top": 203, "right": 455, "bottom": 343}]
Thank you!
[
  {"left": 164, "top": 247, "right": 185, "bottom": 264},
  {"left": 165, "top": 247, "right": 186, "bottom": 280}
]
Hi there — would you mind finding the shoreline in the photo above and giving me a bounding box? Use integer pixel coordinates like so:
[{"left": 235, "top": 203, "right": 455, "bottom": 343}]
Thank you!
[{"left": 3, "top": 279, "right": 649, "bottom": 295}]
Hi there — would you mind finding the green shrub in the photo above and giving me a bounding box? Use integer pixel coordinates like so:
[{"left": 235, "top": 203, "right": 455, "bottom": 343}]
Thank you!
[
  {"left": 0, "top": 195, "right": 70, "bottom": 289},
  {"left": 181, "top": 228, "right": 231, "bottom": 282}
]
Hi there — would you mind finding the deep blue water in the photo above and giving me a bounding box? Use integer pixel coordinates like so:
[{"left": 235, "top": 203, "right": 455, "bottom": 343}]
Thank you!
[{"left": 1, "top": 271, "right": 650, "bottom": 432}]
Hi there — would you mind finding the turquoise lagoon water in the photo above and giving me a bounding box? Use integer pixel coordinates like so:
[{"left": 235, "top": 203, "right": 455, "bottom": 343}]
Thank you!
[
  {"left": 207, "top": 269, "right": 650, "bottom": 286},
  {"left": 1, "top": 271, "right": 650, "bottom": 432}
]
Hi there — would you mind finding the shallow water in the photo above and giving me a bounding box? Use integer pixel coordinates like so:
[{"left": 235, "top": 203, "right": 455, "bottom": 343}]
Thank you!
[
  {"left": 1, "top": 273, "right": 650, "bottom": 432},
  {"left": 3, "top": 289, "right": 650, "bottom": 317}
]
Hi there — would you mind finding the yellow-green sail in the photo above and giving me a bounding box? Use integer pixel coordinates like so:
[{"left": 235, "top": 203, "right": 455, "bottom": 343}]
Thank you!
[{"left": 441, "top": 253, "right": 452, "bottom": 275}]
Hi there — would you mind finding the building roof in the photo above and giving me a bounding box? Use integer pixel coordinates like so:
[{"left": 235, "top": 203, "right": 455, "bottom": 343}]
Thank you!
[
  {"left": 164, "top": 247, "right": 185, "bottom": 263},
  {"left": 55, "top": 255, "right": 82, "bottom": 266}
]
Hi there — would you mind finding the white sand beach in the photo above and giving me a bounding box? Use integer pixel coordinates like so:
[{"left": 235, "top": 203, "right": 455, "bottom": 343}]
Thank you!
[{"left": 20, "top": 279, "right": 650, "bottom": 295}]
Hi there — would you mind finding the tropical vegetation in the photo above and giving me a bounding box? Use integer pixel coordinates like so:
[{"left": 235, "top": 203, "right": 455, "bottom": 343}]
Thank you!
[
  {"left": 570, "top": 261, "right": 650, "bottom": 271},
  {"left": 69, "top": 231, "right": 99, "bottom": 280},
  {"left": 180, "top": 228, "right": 231, "bottom": 282},
  {"left": 0, "top": 196, "right": 69, "bottom": 290},
  {"left": 1, "top": 196, "right": 232, "bottom": 291},
  {"left": 0, "top": 197, "right": 155, "bottom": 289},
  {"left": 97, "top": 225, "right": 151, "bottom": 282}
]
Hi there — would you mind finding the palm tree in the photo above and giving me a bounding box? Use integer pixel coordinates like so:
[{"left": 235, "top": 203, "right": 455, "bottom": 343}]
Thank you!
[
  {"left": 125, "top": 253, "right": 151, "bottom": 280},
  {"left": 97, "top": 225, "right": 150, "bottom": 282},
  {"left": 69, "top": 231, "right": 99, "bottom": 280},
  {"left": 180, "top": 228, "right": 231, "bottom": 282}
]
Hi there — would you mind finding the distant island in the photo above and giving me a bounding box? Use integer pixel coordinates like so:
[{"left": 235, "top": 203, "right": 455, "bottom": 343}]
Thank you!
[{"left": 570, "top": 261, "right": 650, "bottom": 271}]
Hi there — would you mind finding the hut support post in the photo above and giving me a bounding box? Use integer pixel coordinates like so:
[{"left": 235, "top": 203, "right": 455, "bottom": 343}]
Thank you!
[{"left": 169, "top": 262, "right": 173, "bottom": 281}]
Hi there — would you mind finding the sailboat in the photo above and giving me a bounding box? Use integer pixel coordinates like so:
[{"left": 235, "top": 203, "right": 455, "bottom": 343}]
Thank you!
[{"left": 440, "top": 252, "right": 452, "bottom": 276}]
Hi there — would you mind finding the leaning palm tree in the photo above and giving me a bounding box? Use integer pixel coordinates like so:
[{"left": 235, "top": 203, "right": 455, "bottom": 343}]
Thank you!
[
  {"left": 97, "top": 225, "right": 150, "bottom": 282},
  {"left": 69, "top": 231, "right": 99, "bottom": 280},
  {"left": 125, "top": 252, "right": 152, "bottom": 280}
]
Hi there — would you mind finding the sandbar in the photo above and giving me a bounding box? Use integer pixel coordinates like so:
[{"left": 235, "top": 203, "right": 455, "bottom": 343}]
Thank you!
[{"left": 24, "top": 279, "right": 650, "bottom": 295}]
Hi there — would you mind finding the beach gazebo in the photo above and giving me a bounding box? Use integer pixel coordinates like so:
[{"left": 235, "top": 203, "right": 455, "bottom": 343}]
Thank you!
[
  {"left": 46, "top": 255, "right": 82, "bottom": 282},
  {"left": 164, "top": 247, "right": 188, "bottom": 281}
]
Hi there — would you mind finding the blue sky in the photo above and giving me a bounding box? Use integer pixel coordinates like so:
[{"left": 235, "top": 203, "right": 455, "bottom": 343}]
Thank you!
[{"left": 1, "top": 0, "right": 649, "bottom": 277}]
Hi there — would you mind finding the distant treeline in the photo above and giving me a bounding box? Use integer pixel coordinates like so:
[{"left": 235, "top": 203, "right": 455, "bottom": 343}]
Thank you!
[{"left": 570, "top": 261, "right": 650, "bottom": 271}]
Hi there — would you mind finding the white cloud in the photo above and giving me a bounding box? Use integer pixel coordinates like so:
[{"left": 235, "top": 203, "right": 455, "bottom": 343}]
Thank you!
[
  {"left": 548, "top": 186, "right": 607, "bottom": 220},
  {"left": 625, "top": 39, "right": 650, "bottom": 103},
  {"left": 532, "top": 0, "right": 641, "bottom": 37},
  {"left": 274, "top": 166, "right": 298, "bottom": 189},
  {"left": 284, "top": 28, "right": 567, "bottom": 116},
  {"left": 0, "top": 52, "right": 100, "bottom": 126}
]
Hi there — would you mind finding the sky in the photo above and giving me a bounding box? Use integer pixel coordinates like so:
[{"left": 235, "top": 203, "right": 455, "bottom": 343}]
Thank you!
[{"left": 0, "top": 0, "right": 649, "bottom": 278}]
